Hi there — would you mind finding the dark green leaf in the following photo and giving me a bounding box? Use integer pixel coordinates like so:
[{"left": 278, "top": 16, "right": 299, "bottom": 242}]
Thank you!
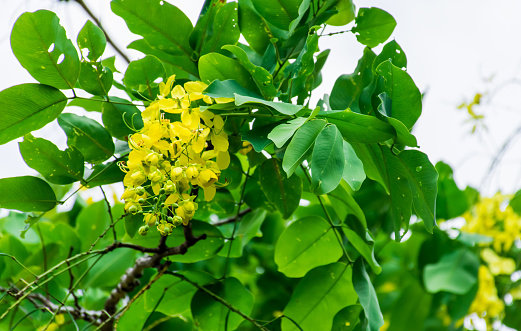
[
  {"left": 398, "top": 150, "right": 438, "bottom": 233},
  {"left": 223, "top": 45, "right": 278, "bottom": 99},
  {"left": 283, "top": 119, "right": 327, "bottom": 177},
  {"left": 19, "top": 134, "right": 84, "bottom": 185},
  {"left": 235, "top": 94, "right": 304, "bottom": 115},
  {"left": 342, "top": 141, "right": 366, "bottom": 191},
  {"left": 318, "top": 110, "right": 395, "bottom": 143},
  {"left": 218, "top": 153, "right": 243, "bottom": 190},
  {"left": 219, "top": 209, "right": 267, "bottom": 258},
  {"left": 330, "top": 181, "right": 367, "bottom": 227},
  {"left": 79, "top": 62, "right": 113, "bottom": 96},
  {"left": 168, "top": 220, "right": 224, "bottom": 263},
  {"left": 435, "top": 161, "right": 469, "bottom": 219},
  {"left": 0, "top": 176, "right": 56, "bottom": 212},
  {"left": 275, "top": 216, "right": 342, "bottom": 277},
  {"left": 282, "top": 263, "right": 358, "bottom": 331},
  {"left": 102, "top": 97, "right": 143, "bottom": 140},
  {"left": 377, "top": 93, "right": 418, "bottom": 147},
  {"left": 238, "top": 0, "right": 272, "bottom": 54},
  {"left": 200, "top": 3, "right": 240, "bottom": 56},
  {"left": 268, "top": 117, "right": 307, "bottom": 148},
  {"left": 84, "top": 161, "right": 124, "bottom": 188},
  {"left": 387, "top": 281, "right": 431, "bottom": 331},
  {"left": 58, "top": 113, "right": 115, "bottom": 164},
  {"left": 11, "top": 10, "right": 80, "bottom": 89},
  {"left": 199, "top": 52, "right": 258, "bottom": 92},
  {"left": 353, "top": 259, "right": 384, "bottom": 331},
  {"left": 342, "top": 216, "right": 381, "bottom": 274},
  {"left": 251, "top": 0, "right": 301, "bottom": 30},
  {"left": 311, "top": 124, "right": 345, "bottom": 195},
  {"left": 373, "top": 40, "right": 407, "bottom": 72},
  {"left": 82, "top": 249, "right": 135, "bottom": 288},
  {"left": 124, "top": 55, "right": 165, "bottom": 100},
  {"left": 204, "top": 79, "right": 262, "bottom": 99},
  {"left": 283, "top": 32, "right": 319, "bottom": 99},
  {"left": 423, "top": 249, "right": 479, "bottom": 294},
  {"left": 376, "top": 60, "right": 422, "bottom": 129},
  {"left": 0, "top": 84, "right": 67, "bottom": 145},
  {"left": 191, "top": 277, "right": 253, "bottom": 331},
  {"left": 242, "top": 121, "right": 279, "bottom": 152},
  {"left": 351, "top": 7, "right": 396, "bottom": 48},
  {"left": 332, "top": 305, "right": 363, "bottom": 331},
  {"left": 67, "top": 96, "right": 103, "bottom": 112},
  {"left": 124, "top": 213, "right": 142, "bottom": 238},
  {"left": 77, "top": 20, "right": 106, "bottom": 61},
  {"left": 260, "top": 158, "right": 302, "bottom": 218}
]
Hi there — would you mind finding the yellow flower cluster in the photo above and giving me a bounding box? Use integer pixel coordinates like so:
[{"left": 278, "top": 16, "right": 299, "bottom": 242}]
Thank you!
[
  {"left": 120, "top": 76, "right": 231, "bottom": 236},
  {"left": 481, "top": 248, "right": 516, "bottom": 276},
  {"left": 462, "top": 194, "right": 521, "bottom": 253},
  {"left": 468, "top": 266, "right": 504, "bottom": 323}
]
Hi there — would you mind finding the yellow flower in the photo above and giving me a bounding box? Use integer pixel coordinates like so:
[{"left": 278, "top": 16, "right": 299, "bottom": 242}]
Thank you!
[
  {"left": 481, "top": 248, "right": 516, "bottom": 275},
  {"left": 469, "top": 266, "right": 504, "bottom": 321},
  {"left": 159, "top": 75, "right": 176, "bottom": 97}
]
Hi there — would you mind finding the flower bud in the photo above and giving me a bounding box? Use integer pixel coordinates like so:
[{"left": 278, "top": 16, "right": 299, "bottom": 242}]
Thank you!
[
  {"left": 136, "top": 186, "right": 146, "bottom": 195},
  {"left": 138, "top": 226, "right": 148, "bottom": 236},
  {"left": 171, "top": 167, "right": 184, "bottom": 181},
  {"left": 144, "top": 153, "right": 159, "bottom": 166}
]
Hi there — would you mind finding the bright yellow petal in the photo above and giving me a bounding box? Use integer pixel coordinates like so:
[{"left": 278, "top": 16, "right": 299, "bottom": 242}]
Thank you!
[
  {"left": 171, "top": 85, "right": 186, "bottom": 99},
  {"left": 217, "top": 151, "right": 230, "bottom": 170},
  {"left": 203, "top": 185, "right": 216, "bottom": 201}
]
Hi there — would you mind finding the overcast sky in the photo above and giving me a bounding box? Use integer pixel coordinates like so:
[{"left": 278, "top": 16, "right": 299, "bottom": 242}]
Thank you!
[{"left": 1, "top": 0, "right": 521, "bottom": 196}]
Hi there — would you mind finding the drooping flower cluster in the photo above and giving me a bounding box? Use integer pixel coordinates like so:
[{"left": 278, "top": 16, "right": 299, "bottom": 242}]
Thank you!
[
  {"left": 468, "top": 266, "right": 504, "bottom": 324},
  {"left": 120, "top": 75, "right": 232, "bottom": 236},
  {"left": 462, "top": 194, "right": 521, "bottom": 253}
]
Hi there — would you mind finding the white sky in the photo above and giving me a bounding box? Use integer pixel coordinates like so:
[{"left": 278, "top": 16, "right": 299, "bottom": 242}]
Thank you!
[{"left": 1, "top": 0, "right": 521, "bottom": 196}]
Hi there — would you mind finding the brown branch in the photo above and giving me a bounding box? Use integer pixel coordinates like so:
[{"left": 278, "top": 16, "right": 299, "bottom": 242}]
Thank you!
[
  {"left": 72, "top": 0, "right": 131, "bottom": 64},
  {"left": 212, "top": 207, "right": 252, "bottom": 226}
]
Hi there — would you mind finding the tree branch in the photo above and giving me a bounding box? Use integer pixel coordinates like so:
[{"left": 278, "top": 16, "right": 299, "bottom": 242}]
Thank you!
[{"left": 212, "top": 207, "right": 252, "bottom": 226}]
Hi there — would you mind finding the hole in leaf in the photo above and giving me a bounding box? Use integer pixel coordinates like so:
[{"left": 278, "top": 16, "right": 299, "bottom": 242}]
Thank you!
[
  {"left": 154, "top": 77, "right": 162, "bottom": 84},
  {"left": 47, "top": 43, "right": 55, "bottom": 53},
  {"left": 159, "top": 0, "right": 164, "bottom": 4},
  {"left": 57, "top": 54, "right": 65, "bottom": 64}
]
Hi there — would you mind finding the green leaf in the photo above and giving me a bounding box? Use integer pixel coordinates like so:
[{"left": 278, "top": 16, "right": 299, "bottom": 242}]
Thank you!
[
  {"left": 84, "top": 161, "right": 124, "bottom": 188},
  {"left": 76, "top": 200, "right": 112, "bottom": 251},
  {"left": 144, "top": 270, "right": 214, "bottom": 316},
  {"left": 327, "top": 0, "right": 356, "bottom": 26},
  {"left": 219, "top": 209, "right": 267, "bottom": 258},
  {"left": 204, "top": 79, "right": 262, "bottom": 99},
  {"left": 330, "top": 47, "right": 376, "bottom": 112},
  {"left": 283, "top": 32, "right": 319, "bottom": 99},
  {"left": 102, "top": 55, "right": 120, "bottom": 73},
  {"left": 283, "top": 119, "right": 327, "bottom": 177},
  {"left": 332, "top": 305, "right": 363, "bottom": 331},
  {"left": 423, "top": 249, "right": 479, "bottom": 294},
  {"left": 191, "top": 277, "right": 254, "bottom": 331},
  {"left": 0, "top": 176, "right": 57, "bottom": 212},
  {"left": 342, "top": 141, "right": 366, "bottom": 191},
  {"left": 124, "top": 213, "right": 141, "bottom": 238},
  {"left": 398, "top": 150, "right": 438, "bottom": 233},
  {"left": 268, "top": 117, "right": 307, "bottom": 148},
  {"left": 102, "top": 97, "right": 144, "bottom": 140},
  {"left": 235, "top": 94, "right": 304, "bottom": 115},
  {"left": 242, "top": 121, "right": 280, "bottom": 152},
  {"left": 318, "top": 110, "right": 395, "bottom": 143},
  {"left": 238, "top": 0, "right": 272, "bottom": 54},
  {"left": 128, "top": 39, "right": 198, "bottom": 79},
  {"left": 435, "top": 161, "right": 469, "bottom": 219},
  {"left": 311, "top": 124, "right": 345, "bottom": 195},
  {"left": 218, "top": 153, "right": 243, "bottom": 190},
  {"left": 330, "top": 181, "right": 367, "bottom": 227},
  {"left": 79, "top": 62, "right": 113, "bottom": 96},
  {"left": 282, "top": 263, "right": 358, "bottom": 331},
  {"left": 288, "top": 0, "right": 311, "bottom": 33},
  {"left": 377, "top": 93, "right": 418, "bottom": 147},
  {"left": 77, "top": 20, "right": 106, "bottom": 61},
  {"left": 260, "top": 158, "right": 302, "bottom": 218},
  {"left": 275, "top": 216, "right": 342, "bottom": 277},
  {"left": 111, "top": 0, "right": 193, "bottom": 57},
  {"left": 387, "top": 281, "right": 431, "bottom": 331},
  {"left": 83, "top": 249, "right": 135, "bottom": 288},
  {"left": 58, "top": 113, "right": 115, "bottom": 164},
  {"left": 124, "top": 55, "right": 165, "bottom": 100},
  {"left": 67, "top": 96, "right": 103, "bottom": 112},
  {"left": 199, "top": 3, "right": 240, "bottom": 56},
  {"left": 222, "top": 45, "right": 278, "bottom": 99},
  {"left": 373, "top": 40, "right": 407, "bottom": 72},
  {"left": 342, "top": 217, "right": 381, "bottom": 274},
  {"left": 0, "top": 84, "right": 67, "bottom": 145},
  {"left": 251, "top": 0, "right": 301, "bottom": 30},
  {"left": 352, "top": 259, "right": 384, "bottom": 331},
  {"left": 351, "top": 7, "right": 396, "bottom": 48},
  {"left": 198, "top": 52, "right": 258, "bottom": 92},
  {"left": 19, "top": 134, "right": 84, "bottom": 185},
  {"left": 11, "top": 10, "right": 80, "bottom": 89},
  {"left": 376, "top": 60, "right": 422, "bottom": 129},
  {"left": 168, "top": 220, "right": 224, "bottom": 263}
]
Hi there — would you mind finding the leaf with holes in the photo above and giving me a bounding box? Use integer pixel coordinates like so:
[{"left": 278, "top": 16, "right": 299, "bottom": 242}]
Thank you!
[
  {"left": 11, "top": 10, "right": 79, "bottom": 89},
  {"left": 79, "top": 62, "right": 113, "bottom": 96},
  {"left": 58, "top": 113, "right": 115, "bottom": 164},
  {"left": 77, "top": 20, "right": 106, "bottom": 61},
  {"left": 352, "top": 7, "right": 396, "bottom": 48}
]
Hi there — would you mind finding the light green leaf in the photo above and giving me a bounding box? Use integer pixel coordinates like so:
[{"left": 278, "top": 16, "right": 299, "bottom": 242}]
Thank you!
[
  {"left": 19, "top": 134, "right": 84, "bottom": 185},
  {"left": 283, "top": 119, "right": 327, "bottom": 177},
  {"left": 204, "top": 79, "right": 262, "bottom": 99},
  {"left": 235, "top": 94, "right": 303, "bottom": 115},
  {"left": 0, "top": 176, "right": 57, "bottom": 212},
  {"left": 332, "top": 305, "right": 363, "bottom": 331},
  {"left": 288, "top": 0, "right": 311, "bottom": 33},
  {"left": 67, "top": 96, "right": 103, "bottom": 112},
  {"left": 79, "top": 62, "right": 113, "bottom": 96},
  {"left": 84, "top": 161, "right": 124, "bottom": 188},
  {"left": 353, "top": 259, "right": 384, "bottom": 331},
  {"left": 318, "top": 110, "right": 395, "bottom": 143},
  {"left": 58, "top": 113, "right": 115, "bottom": 164},
  {"left": 387, "top": 281, "right": 431, "bottom": 331},
  {"left": 311, "top": 124, "right": 345, "bottom": 195},
  {"left": 268, "top": 117, "right": 307, "bottom": 148},
  {"left": 223, "top": 45, "right": 277, "bottom": 99},
  {"left": 327, "top": 0, "right": 356, "bottom": 26},
  {"left": 251, "top": 0, "right": 301, "bottom": 30},
  {"left": 377, "top": 93, "right": 418, "bottom": 147},
  {"left": 0, "top": 84, "right": 67, "bottom": 145},
  {"left": 435, "top": 161, "right": 469, "bottom": 220},
  {"left": 275, "top": 216, "right": 342, "bottom": 278},
  {"left": 191, "top": 277, "right": 254, "bottom": 331},
  {"left": 282, "top": 263, "right": 358, "bottom": 331},
  {"left": 11, "top": 10, "right": 80, "bottom": 89},
  {"left": 198, "top": 52, "right": 258, "bottom": 92},
  {"left": 260, "top": 158, "right": 302, "bottom": 218},
  {"left": 398, "top": 150, "right": 438, "bottom": 233},
  {"left": 376, "top": 60, "right": 422, "bottom": 129},
  {"left": 219, "top": 209, "right": 267, "bottom": 258},
  {"left": 77, "top": 20, "right": 106, "bottom": 61},
  {"left": 423, "top": 249, "right": 479, "bottom": 294},
  {"left": 82, "top": 249, "right": 135, "bottom": 288},
  {"left": 352, "top": 7, "right": 396, "bottom": 48},
  {"left": 102, "top": 96, "right": 144, "bottom": 140},
  {"left": 373, "top": 40, "right": 407, "bottom": 72},
  {"left": 124, "top": 55, "right": 165, "bottom": 100},
  {"left": 342, "top": 141, "right": 366, "bottom": 191}
]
